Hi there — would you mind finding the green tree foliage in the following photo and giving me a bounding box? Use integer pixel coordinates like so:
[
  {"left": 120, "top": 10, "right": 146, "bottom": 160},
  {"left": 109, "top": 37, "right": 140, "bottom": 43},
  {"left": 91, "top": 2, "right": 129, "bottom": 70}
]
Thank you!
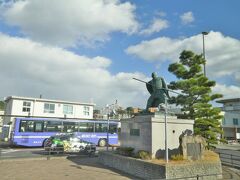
[
  {"left": 116, "top": 108, "right": 126, "bottom": 118},
  {"left": 0, "top": 101, "right": 4, "bottom": 110},
  {"left": 126, "top": 107, "right": 134, "bottom": 117},
  {"left": 168, "top": 50, "right": 223, "bottom": 145}
]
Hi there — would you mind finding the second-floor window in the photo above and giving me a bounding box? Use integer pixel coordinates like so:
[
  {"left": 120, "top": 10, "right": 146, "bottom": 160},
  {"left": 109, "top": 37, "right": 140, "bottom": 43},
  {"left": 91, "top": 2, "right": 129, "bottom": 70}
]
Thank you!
[
  {"left": 222, "top": 118, "right": 226, "bottom": 125},
  {"left": 44, "top": 103, "right": 55, "bottom": 113},
  {"left": 233, "top": 118, "right": 238, "bottom": 125},
  {"left": 63, "top": 104, "right": 73, "bottom": 115},
  {"left": 22, "top": 101, "right": 31, "bottom": 112},
  {"left": 83, "top": 106, "right": 90, "bottom": 116}
]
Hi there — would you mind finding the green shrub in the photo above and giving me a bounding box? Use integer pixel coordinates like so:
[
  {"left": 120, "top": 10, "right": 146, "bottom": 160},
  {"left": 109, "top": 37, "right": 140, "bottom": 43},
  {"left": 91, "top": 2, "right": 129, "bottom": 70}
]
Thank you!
[
  {"left": 116, "top": 147, "right": 134, "bottom": 157},
  {"left": 171, "top": 154, "right": 184, "bottom": 161},
  {"left": 136, "top": 150, "right": 151, "bottom": 160}
]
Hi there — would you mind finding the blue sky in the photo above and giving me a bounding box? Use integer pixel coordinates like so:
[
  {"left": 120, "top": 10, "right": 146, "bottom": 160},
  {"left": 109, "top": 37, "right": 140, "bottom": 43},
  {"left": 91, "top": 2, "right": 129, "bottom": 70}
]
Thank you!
[{"left": 0, "top": 0, "right": 239, "bottom": 108}]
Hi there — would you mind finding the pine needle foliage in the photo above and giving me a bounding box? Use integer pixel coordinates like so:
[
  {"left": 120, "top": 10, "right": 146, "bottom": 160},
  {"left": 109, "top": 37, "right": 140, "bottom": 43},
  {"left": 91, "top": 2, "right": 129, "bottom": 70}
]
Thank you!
[{"left": 168, "top": 50, "right": 223, "bottom": 145}]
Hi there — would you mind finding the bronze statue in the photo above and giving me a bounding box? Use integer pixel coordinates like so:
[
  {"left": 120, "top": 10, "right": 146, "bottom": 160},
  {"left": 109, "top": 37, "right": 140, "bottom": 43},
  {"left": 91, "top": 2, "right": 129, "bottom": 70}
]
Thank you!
[{"left": 145, "top": 72, "right": 170, "bottom": 110}]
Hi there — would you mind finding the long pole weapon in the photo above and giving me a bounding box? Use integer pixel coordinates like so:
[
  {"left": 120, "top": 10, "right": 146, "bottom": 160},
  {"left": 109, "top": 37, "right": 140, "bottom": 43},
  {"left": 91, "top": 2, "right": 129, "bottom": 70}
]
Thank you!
[{"left": 132, "top": 77, "right": 182, "bottom": 95}]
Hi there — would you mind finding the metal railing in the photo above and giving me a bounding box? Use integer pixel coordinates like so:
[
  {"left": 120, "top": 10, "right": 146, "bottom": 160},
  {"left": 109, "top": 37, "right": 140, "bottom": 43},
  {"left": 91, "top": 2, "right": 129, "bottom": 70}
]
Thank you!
[{"left": 217, "top": 152, "right": 240, "bottom": 169}]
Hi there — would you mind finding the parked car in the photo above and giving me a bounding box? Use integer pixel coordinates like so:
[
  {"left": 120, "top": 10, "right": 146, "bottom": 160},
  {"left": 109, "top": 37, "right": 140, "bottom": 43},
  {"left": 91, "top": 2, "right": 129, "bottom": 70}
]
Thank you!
[{"left": 44, "top": 133, "right": 96, "bottom": 154}]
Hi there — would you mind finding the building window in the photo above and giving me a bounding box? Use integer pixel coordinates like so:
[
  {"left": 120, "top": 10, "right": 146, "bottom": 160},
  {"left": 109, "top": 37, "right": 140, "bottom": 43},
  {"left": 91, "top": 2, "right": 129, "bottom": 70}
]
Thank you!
[
  {"left": 237, "top": 128, "right": 240, "bottom": 133},
  {"left": 22, "top": 101, "right": 31, "bottom": 112},
  {"left": 222, "top": 118, "right": 226, "bottom": 125},
  {"left": 63, "top": 104, "right": 73, "bottom": 115},
  {"left": 83, "top": 106, "right": 90, "bottom": 116},
  {"left": 233, "top": 118, "right": 238, "bottom": 125},
  {"left": 44, "top": 103, "right": 55, "bottom": 113}
]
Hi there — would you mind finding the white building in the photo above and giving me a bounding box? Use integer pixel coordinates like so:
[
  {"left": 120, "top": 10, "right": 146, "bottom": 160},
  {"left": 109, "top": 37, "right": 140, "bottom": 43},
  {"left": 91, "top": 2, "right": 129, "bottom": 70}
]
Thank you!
[
  {"left": 3, "top": 96, "right": 95, "bottom": 138},
  {"left": 217, "top": 98, "right": 240, "bottom": 141},
  {"left": 0, "top": 110, "right": 4, "bottom": 135}
]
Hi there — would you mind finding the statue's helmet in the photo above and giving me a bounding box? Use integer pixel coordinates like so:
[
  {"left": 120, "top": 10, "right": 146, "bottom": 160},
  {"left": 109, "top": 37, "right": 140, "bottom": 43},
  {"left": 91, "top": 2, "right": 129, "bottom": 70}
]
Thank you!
[{"left": 152, "top": 72, "right": 157, "bottom": 78}]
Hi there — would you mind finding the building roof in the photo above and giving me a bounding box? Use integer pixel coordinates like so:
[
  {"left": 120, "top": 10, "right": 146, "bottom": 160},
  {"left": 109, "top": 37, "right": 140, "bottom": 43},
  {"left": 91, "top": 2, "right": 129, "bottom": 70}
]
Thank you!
[
  {"left": 216, "top": 98, "right": 240, "bottom": 104},
  {"left": 4, "top": 96, "right": 95, "bottom": 106}
]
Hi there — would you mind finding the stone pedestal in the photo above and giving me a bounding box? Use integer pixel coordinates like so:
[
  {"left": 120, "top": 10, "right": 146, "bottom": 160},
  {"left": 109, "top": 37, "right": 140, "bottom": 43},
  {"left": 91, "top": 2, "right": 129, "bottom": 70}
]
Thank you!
[{"left": 120, "top": 114, "right": 194, "bottom": 158}]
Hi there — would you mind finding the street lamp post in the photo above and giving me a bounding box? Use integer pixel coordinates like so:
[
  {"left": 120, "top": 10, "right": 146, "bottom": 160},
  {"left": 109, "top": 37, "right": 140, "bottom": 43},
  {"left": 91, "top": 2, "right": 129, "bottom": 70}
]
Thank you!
[
  {"left": 161, "top": 87, "right": 183, "bottom": 163},
  {"left": 164, "top": 95, "right": 168, "bottom": 163},
  {"left": 202, "top": 31, "right": 209, "bottom": 77}
]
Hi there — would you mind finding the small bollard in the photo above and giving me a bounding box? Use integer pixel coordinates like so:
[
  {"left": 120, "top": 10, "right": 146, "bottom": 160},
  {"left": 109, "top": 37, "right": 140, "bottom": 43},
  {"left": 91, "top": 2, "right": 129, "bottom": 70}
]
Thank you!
[
  {"left": 47, "top": 149, "right": 51, "bottom": 160},
  {"left": 196, "top": 174, "right": 199, "bottom": 180}
]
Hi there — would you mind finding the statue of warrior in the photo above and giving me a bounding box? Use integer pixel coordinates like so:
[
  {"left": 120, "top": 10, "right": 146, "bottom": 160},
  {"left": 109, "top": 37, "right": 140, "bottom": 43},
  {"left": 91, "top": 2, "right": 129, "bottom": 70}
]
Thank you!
[{"left": 146, "top": 72, "right": 170, "bottom": 110}]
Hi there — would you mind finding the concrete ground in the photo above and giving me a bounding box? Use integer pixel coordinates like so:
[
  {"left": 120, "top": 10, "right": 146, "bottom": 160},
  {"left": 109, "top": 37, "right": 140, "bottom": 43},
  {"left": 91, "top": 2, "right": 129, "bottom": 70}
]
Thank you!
[
  {"left": 0, "top": 142, "right": 240, "bottom": 179},
  {"left": 0, "top": 156, "right": 138, "bottom": 180},
  {"left": 0, "top": 156, "right": 240, "bottom": 180}
]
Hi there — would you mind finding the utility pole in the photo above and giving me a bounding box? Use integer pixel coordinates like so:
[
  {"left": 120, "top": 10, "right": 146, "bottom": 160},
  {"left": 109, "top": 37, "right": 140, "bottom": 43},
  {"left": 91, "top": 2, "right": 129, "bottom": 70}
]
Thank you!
[{"left": 202, "top": 31, "right": 209, "bottom": 77}]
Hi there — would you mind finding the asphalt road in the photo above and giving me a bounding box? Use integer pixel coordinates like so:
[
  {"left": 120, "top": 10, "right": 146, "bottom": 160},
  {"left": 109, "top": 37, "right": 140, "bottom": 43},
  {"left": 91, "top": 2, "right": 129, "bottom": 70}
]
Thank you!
[
  {"left": 0, "top": 147, "right": 48, "bottom": 159},
  {"left": 0, "top": 146, "right": 108, "bottom": 160}
]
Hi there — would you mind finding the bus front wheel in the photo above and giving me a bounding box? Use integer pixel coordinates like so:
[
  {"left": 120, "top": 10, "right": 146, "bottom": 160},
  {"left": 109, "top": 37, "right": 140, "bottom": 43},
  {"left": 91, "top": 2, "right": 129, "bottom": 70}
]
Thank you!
[{"left": 98, "top": 139, "right": 107, "bottom": 147}]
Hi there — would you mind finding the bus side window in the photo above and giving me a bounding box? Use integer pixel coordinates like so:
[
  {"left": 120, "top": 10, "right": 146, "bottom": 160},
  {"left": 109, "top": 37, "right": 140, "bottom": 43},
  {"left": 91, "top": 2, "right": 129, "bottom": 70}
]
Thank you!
[
  {"left": 46, "top": 121, "right": 62, "bottom": 132},
  {"left": 79, "top": 122, "right": 94, "bottom": 132},
  {"left": 34, "top": 121, "right": 43, "bottom": 132},
  {"left": 20, "top": 120, "right": 27, "bottom": 132},
  {"left": 19, "top": 120, "right": 34, "bottom": 132},
  {"left": 62, "top": 122, "right": 78, "bottom": 133},
  {"left": 109, "top": 124, "right": 117, "bottom": 134},
  {"left": 95, "top": 123, "right": 108, "bottom": 132}
]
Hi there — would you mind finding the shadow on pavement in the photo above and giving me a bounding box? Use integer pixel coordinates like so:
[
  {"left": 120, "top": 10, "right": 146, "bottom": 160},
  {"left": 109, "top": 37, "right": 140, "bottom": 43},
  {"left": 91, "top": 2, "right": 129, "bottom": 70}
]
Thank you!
[{"left": 67, "top": 155, "right": 140, "bottom": 180}]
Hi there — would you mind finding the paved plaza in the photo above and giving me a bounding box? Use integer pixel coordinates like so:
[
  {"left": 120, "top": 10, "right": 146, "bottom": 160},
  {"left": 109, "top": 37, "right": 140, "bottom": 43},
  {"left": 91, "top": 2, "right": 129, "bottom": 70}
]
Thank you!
[
  {"left": 0, "top": 143, "right": 240, "bottom": 179},
  {"left": 0, "top": 156, "right": 138, "bottom": 180},
  {"left": 0, "top": 156, "right": 240, "bottom": 180}
]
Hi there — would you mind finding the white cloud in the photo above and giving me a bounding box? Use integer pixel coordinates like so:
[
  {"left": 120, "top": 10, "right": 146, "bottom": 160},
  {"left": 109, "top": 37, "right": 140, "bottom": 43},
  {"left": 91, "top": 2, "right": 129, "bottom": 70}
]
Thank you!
[
  {"left": 140, "top": 18, "right": 169, "bottom": 35},
  {"left": 155, "top": 11, "right": 166, "bottom": 17},
  {"left": 126, "top": 31, "right": 240, "bottom": 82},
  {"left": 1, "top": 0, "right": 139, "bottom": 47},
  {"left": 0, "top": 33, "right": 148, "bottom": 107},
  {"left": 180, "top": 11, "right": 194, "bottom": 25},
  {"left": 213, "top": 83, "right": 240, "bottom": 99}
]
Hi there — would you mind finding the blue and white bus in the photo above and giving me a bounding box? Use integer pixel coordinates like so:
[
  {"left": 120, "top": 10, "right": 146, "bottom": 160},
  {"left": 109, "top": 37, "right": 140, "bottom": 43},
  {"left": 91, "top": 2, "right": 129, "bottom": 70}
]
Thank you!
[{"left": 11, "top": 117, "right": 119, "bottom": 147}]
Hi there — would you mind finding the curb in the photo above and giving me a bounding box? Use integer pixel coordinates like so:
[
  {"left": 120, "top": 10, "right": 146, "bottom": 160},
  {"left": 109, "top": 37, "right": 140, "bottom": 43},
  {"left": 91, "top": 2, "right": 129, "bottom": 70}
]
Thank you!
[{"left": 0, "top": 155, "right": 68, "bottom": 162}]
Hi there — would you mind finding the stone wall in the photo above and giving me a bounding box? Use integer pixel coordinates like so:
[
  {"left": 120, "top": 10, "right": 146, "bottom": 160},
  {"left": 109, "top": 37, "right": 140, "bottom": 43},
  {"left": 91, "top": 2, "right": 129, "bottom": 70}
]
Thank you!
[
  {"left": 166, "top": 162, "right": 222, "bottom": 179},
  {"left": 99, "top": 151, "right": 166, "bottom": 179},
  {"left": 99, "top": 152, "right": 222, "bottom": 180}
]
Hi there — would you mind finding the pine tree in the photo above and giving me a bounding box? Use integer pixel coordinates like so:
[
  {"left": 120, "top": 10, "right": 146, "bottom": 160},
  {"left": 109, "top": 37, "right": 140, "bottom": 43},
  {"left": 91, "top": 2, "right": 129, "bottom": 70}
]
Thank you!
[
  {"left": 168, "top": 50, "right": 223, "bottom": 145},
  {"left": 0, "top": 101, "right": 4, "bottom": 110}
]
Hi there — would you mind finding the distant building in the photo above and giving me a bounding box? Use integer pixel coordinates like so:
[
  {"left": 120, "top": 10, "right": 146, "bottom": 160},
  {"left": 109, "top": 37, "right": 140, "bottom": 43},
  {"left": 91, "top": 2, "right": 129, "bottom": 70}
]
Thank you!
[
  {"left": 217, "top": 98, "right": 240, "bottom": 141},
  {"left": 3, "top": 96, "right": 95, "bottom": 139},
  {"left": 0, "top": 110, "right": 4, "bottom": 135}
]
